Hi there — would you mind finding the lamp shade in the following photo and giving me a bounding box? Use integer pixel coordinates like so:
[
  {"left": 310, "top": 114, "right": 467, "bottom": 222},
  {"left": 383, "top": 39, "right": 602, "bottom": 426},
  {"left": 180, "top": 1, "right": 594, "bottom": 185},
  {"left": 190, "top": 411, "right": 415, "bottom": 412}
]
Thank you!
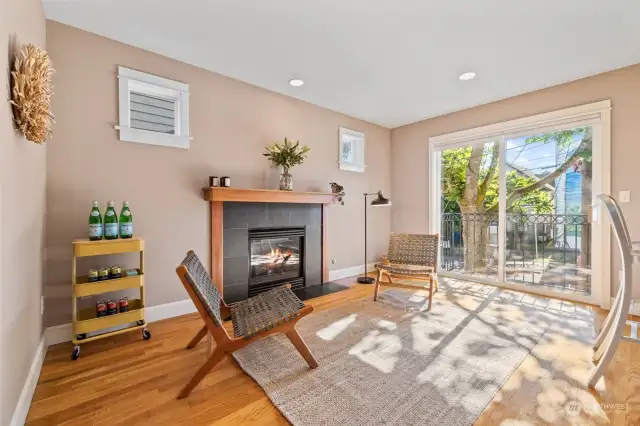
[{"left": 370, "top": 190, "right": 391, "bottom": 206}]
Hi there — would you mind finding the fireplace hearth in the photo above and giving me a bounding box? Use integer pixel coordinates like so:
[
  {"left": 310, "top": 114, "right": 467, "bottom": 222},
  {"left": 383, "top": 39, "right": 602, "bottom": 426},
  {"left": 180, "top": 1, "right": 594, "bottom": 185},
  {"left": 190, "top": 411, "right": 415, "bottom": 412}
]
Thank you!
[{"left": 249, "top": 227, "right": 305, "bottom": 296}]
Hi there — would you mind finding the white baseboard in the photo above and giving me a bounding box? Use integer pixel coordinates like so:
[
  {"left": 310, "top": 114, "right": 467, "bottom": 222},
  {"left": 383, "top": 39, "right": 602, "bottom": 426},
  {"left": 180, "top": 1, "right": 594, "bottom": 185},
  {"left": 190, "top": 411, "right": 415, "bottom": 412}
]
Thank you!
[
  {"left": 44, "top": 323, "right": 73, "bottom": 346},
  {"left": 10, "top": 334, "right": 46, "bottom": 426},
  {"left": 45, "top": 298, "right": 197, "bottom": 346},
  {"left": 329, "top": 263, "right": 376, "bottom": 281},
  {"left": 145, "top": 298, "right": 196, "bottom": 322},
  {"left": 610, "top": 297, "right": 640, "bottom": 316}
]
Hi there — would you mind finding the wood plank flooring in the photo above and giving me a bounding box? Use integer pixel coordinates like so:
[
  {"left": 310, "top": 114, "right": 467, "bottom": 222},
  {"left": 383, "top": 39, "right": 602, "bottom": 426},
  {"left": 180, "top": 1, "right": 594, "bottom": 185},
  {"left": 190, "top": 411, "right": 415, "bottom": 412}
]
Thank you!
[{"left": 26, "top": 277, "right": 640, "bottom": 425}]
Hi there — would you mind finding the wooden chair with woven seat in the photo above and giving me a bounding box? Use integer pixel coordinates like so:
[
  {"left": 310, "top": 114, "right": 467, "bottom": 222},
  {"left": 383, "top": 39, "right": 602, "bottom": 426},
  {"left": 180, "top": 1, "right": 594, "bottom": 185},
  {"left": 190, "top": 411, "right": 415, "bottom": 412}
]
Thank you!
[
  {"left": 175, "top": 250, "right": 318, "bottom": 398},
  {"left": 373, "top": 233, "right": 439, "bottom": 310}
]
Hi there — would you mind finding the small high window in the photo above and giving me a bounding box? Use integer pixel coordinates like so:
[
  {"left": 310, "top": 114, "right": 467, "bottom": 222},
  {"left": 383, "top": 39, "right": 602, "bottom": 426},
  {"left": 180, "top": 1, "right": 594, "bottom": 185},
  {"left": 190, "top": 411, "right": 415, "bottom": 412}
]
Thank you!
[
  {"left": 117, "top": 66, "right": 190, "bottom": 149},
  {"left": 339, "top": 127, "right": 366, "bottom": 172}
]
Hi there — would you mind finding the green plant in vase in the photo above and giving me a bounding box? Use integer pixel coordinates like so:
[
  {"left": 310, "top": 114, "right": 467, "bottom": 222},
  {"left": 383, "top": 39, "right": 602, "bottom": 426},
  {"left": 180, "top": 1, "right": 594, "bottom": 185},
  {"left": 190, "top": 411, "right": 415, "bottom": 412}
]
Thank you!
[{"left": 263, "top": 137, "right": 311, "bottom": 191}]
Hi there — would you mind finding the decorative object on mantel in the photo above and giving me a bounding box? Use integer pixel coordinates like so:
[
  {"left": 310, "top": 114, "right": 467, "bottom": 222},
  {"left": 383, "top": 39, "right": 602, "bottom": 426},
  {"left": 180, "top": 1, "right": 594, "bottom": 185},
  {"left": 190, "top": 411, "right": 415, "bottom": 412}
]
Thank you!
[
  {"left": 209, "top": 176, "right": 219, "bottom": 187},
  {"left": 329, "top": 182, "right": 345, "bottom": 205},
  {"left": 9, "top": 44, "right": 55, "bottom": 144},
  {"left": 358, "top": 191, "right": 391, "bottom": 284},
  {"left": 263, "top": 137, "right": 311, "bottom": 191},
  {"left": 220, "top": 176, "right": 231, "bottom": 187},
  {"left": 339, "top": 127, "right": 365, "bottom": 173}
]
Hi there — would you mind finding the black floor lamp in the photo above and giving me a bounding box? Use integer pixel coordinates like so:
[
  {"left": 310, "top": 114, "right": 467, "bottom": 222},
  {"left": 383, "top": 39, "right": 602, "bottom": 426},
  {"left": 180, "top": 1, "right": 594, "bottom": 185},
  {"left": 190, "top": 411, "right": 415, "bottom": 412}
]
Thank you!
[{"left": 357, "top": 190, "right": 392, "bottom": 284}]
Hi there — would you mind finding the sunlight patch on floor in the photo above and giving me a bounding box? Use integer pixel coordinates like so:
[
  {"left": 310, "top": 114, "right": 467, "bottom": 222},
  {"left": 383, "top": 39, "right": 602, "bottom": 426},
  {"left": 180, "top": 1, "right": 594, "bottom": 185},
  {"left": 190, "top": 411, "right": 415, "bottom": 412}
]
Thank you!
[
  {"left": 410, "top": 315, "right": 437, "bottom": 354},
  {"left": 316, "top": 313, "right": 357, "bottom": 341},
  {"left": 499, "top": 420, "right": 538, "bottom": 425},
  {"left": 408, "top": 291, "right": 427, "bottom": 303},
  {"left": 533, "top": 378, "right": 608, "bottom": 424},
  {"left": 348, "top": 330, "right": 401, "bottom": 374},
  {"left": 376, "top": 319, "right": 397, "bottom": 331}
]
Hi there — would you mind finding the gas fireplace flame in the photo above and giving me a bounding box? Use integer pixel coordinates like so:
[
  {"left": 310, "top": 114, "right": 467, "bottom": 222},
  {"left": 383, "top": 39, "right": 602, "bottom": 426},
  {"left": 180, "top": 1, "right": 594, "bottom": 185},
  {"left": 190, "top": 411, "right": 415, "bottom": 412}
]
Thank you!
[
  {"left": 268, "top": 248, "right": 293, "bottom": 258},
  {"left": 269, "top": 248, "right": 281, "bottom": 257}
]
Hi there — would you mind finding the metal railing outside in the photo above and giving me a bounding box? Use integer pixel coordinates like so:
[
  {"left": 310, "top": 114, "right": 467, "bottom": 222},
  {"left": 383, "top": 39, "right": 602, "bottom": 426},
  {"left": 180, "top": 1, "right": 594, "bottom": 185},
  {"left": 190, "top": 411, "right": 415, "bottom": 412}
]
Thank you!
[{"left": 440, "top": 212, "right": 591, "bottom": 294}]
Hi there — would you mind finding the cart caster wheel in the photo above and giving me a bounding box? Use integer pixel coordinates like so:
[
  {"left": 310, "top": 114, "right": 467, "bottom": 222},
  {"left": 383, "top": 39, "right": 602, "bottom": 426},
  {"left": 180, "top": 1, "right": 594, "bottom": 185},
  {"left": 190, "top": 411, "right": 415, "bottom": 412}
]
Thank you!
[
  {"left": 142, "top": 329, "right": 151, "bottom": 340},
  {"left": 76, "top": 333, "right": 86, "bottom": 340},
  {"left": 71, "top": 345, "right": 80, "bottom": 360},
  {"left": 136, "top": 320, "right": 145, "bottom": 326}
]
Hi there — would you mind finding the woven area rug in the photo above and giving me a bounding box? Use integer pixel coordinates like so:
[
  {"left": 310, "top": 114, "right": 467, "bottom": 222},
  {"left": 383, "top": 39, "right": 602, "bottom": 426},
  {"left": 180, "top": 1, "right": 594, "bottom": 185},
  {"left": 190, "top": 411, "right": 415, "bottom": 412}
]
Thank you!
[{"left": 233, "top": 284, "right": 547, "bottom": 426}]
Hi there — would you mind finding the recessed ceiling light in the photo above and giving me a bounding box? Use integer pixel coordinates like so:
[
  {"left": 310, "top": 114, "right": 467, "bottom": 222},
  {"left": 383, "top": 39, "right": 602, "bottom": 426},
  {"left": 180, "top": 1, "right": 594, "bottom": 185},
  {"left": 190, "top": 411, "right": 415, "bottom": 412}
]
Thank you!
[
  {"left": 289, "top": 78, "right": 304, "bottom": 87},
  {"left": 458, "top": 72, "right": 476, "bottom": 81}
]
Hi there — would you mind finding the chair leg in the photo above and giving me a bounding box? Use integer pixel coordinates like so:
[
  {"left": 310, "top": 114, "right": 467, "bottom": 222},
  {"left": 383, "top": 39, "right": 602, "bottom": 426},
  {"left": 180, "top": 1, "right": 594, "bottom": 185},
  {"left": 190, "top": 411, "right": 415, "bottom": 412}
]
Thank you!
[
  {"left": 373, "top": 270, "right": 383, "bottom": 301},
  {"left": 186, "top": 325, "right": 208, "bottom": 349},
  {"left": 588, "top": 332, "right": 621, "bottom": 388},
  {"left": 286, "top": 328, "right": 318, "bottom": 369},
  {"left": 427, "top": 276, "right": 433, "bottom": 311},
  {"left": 178, "top": 347, "right": 226, "bottom": 398},
  {"left": 387, "top": 273, "right": 393, "bottom": 284},
  {"left": 433, "top": 275, "right": 439, "bottom": 293},
  {"left": 593, "top": 340, "right": 606, "bottom": 363},
  {"left": 593, "top": 290, "right": 621, "bottom": 351}
]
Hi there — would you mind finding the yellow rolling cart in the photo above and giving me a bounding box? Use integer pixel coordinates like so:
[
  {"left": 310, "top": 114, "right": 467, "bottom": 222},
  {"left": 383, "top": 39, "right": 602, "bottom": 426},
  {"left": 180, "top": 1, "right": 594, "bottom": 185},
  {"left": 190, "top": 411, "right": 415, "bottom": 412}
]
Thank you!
[{"left": 71, "top": 238, "right": 150, "bottom": 360}]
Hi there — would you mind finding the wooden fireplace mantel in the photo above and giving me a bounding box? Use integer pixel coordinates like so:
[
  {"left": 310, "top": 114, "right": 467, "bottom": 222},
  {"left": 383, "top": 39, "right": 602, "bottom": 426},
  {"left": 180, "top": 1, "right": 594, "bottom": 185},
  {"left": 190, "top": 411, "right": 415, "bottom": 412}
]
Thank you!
[
  {"left": 202, "top": 187, "right": 339, "bottom": 204},
  {"left": 203, "top": 187, "right": 337, "bottom": 299}
]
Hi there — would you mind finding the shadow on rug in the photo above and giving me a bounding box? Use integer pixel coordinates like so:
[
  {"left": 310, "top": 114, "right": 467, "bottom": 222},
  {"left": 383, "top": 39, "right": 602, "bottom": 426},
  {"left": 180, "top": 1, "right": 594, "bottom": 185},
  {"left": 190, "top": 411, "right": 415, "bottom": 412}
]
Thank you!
[{"left": 233, "top": 286, "right": 547, "bottom": 426}]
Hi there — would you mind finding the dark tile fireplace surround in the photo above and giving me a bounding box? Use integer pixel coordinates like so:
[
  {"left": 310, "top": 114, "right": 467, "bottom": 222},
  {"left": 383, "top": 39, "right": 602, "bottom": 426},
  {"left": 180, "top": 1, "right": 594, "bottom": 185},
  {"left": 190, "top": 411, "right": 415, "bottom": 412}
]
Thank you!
[{"left": 222, "top": 202, "right": 322, "bottom": 303}]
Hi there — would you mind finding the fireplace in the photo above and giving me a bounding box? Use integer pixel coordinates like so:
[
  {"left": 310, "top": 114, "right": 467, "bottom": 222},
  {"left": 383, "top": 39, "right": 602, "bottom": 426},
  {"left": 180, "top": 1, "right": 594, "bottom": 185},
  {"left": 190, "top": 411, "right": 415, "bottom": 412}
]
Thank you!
[
  {"left": 248, "top": 227, "right": 305, "bottom": 296},
  {"left": 219, "top": 202, "right": 324, "bottom": 303}
]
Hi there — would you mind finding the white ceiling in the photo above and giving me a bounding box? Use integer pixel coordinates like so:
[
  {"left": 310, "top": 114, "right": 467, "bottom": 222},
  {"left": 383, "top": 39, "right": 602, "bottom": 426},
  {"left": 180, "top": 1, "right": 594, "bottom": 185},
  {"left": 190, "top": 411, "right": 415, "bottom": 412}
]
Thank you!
[{"left": 43, "top": 0, "right": 640, "bottom": 128}]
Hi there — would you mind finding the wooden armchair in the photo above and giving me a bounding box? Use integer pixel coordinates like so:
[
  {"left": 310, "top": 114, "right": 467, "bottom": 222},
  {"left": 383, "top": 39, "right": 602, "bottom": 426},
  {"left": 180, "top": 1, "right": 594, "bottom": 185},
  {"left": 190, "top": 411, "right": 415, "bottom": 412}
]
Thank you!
[
  {"left": 373, "top": 233, "right": 439, "bottom": 310},
  {"left": 175, "top": 251, "right": 318, "bottom": 398}
]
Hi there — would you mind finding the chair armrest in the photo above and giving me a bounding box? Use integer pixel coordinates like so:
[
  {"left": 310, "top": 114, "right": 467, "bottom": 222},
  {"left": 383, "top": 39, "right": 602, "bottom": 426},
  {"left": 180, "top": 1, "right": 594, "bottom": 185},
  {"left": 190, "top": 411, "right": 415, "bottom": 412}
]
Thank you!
[{"left": 379, "top": 254, "right": 390, "bottom": 265}]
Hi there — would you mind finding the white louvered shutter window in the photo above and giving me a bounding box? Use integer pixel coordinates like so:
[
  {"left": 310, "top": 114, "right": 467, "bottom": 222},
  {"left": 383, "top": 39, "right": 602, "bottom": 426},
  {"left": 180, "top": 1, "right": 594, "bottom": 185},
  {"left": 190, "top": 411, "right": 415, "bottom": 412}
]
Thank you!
[
  {"left": 117, "top": 67, "right": 190, "bottom": 149},
  {"left": 130, "top": 92, "right": 176, "bottom": 134}
]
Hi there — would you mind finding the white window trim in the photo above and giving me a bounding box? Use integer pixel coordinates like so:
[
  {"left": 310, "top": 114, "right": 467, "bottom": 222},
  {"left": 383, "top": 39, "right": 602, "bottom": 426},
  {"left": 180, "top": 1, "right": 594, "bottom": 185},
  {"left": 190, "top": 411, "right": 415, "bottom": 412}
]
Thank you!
[
  {"left": 116, "top": 66, "right": 190, "bottom": 149},
  {"left": 428, "top": 100, "right": 612, "bottom": 308},
  {"left": 338, "top": 127, "right": 366, "bottom": 173}
]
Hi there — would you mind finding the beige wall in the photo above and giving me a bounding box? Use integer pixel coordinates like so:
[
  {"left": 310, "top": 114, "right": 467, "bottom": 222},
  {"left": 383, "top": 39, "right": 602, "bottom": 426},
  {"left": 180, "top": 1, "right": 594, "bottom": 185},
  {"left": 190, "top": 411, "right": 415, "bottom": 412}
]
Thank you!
[
  {"left": 391, "top": 63, "right": 640, "bottom": 297},
  {"left": 0, "top": 0, "right": 47, "bottom": 424},
  {"left": 45, "top": 21, "right": 391, "bottom": 327}
]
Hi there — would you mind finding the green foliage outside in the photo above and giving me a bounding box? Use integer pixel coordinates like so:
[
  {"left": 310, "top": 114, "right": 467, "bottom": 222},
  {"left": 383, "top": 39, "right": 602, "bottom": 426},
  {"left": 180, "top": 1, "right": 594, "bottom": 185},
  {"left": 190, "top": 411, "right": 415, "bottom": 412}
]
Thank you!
[
  {"left": 441, "top": 146, "right": 553, "bottom": 214},
  {"left": 441, "top": 127, "right": 589, "bottom": 215}
]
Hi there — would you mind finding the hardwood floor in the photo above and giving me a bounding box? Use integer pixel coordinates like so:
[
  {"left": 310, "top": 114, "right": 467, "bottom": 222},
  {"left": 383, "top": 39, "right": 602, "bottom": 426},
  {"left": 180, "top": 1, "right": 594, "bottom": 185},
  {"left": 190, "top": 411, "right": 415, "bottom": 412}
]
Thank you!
[{"left": 27, "top": 276, "right": 640, "bottom": 425}]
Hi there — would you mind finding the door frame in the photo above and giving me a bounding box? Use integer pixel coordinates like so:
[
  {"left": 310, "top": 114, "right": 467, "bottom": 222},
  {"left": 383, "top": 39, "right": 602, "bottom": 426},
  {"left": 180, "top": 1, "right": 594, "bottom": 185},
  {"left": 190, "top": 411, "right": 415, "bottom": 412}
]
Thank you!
[{"left": 428, "top": 100, "right": 612, "bottom": 308}]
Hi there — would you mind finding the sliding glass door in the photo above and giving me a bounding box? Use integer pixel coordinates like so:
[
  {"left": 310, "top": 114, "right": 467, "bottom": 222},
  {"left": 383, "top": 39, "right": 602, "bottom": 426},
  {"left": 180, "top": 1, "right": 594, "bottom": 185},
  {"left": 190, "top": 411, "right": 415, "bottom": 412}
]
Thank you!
[
  {"left": 438, "top": 139, "right": 500, "bottom": 281},
  {"left": 503, "top": 126, "right": 592, "bottom": 296},
  {"left": 429, "top": 102, "right": 610, "bottom": 305}
]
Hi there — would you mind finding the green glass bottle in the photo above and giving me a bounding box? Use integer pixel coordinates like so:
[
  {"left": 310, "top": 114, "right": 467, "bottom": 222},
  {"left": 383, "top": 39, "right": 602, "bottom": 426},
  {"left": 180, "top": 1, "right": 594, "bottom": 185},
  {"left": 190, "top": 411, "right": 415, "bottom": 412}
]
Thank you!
[
  {"left": 104, "top": 201, "right": 118, "bottom": 240},
  {"left": 88, "top": 200, "right": 103, "bottom": 241},
  {"left": 119, "top": 201, "right": 133, "bottom": 239}
]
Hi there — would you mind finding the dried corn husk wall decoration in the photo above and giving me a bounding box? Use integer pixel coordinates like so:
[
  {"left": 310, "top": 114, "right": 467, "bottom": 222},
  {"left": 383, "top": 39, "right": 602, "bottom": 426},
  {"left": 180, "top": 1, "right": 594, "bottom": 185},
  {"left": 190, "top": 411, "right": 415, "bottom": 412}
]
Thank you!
[{"left": 9, "top": 44, "right": 55, "bottom": 144}]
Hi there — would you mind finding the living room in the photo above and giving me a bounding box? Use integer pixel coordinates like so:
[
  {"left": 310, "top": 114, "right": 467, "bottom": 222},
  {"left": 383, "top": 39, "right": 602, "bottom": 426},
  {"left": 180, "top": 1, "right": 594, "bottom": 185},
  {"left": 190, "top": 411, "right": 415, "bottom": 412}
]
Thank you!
[{"left": 3, "top": 1, "right": 640, "bottom": 425}]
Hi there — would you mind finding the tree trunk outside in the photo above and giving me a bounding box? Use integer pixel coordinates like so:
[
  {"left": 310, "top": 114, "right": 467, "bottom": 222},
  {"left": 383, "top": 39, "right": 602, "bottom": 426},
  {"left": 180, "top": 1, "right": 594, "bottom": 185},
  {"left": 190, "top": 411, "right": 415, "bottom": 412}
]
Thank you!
[
  {"left": 459, "top": 144, "right": 490, "bottom": 274},
  {"left": 460, "top": 205, "right": 489, "bottom": 274}
]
